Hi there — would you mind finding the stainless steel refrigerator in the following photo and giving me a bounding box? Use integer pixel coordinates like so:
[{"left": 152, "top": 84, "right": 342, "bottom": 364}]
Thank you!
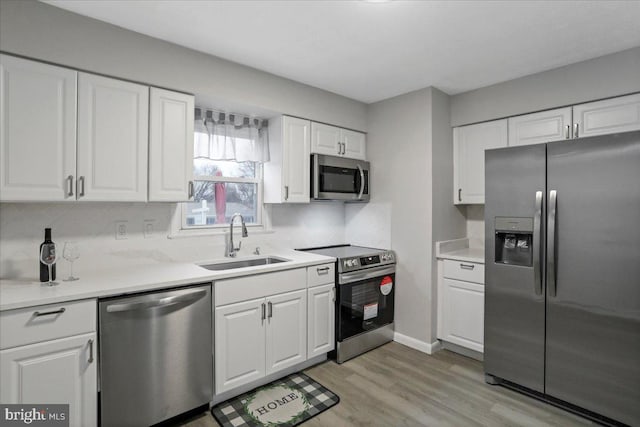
[{"left": 484, "top": 131, "right": 640, "bottom": 426}]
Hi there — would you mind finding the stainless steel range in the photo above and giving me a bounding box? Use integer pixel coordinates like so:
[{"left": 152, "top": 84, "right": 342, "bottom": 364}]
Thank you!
[{"left": 298, "top": 245, "right": 395, "bottom": 363}]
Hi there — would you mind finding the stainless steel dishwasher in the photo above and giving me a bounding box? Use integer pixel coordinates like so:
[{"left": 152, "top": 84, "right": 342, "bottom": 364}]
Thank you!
[{"left": 99, "top": 284, "right": 212, "bottom": 427}]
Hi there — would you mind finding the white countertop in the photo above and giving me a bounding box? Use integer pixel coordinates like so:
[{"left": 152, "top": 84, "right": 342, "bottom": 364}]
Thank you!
[
  {"left": 435, "top": 238, "right": 485, "bottom": 264},
  {"left": 0, "top": 249, "right": 335, "bottom": 311}
]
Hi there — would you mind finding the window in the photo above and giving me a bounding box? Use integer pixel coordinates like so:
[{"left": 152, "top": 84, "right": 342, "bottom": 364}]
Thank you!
[{"left": 182, "top": 156, "right": 262, "bottom": 229}]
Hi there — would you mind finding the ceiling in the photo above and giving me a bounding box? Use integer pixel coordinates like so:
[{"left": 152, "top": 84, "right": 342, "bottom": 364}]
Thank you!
[{"left": 44, "top": 0, "right": 640, "bottom": 104}]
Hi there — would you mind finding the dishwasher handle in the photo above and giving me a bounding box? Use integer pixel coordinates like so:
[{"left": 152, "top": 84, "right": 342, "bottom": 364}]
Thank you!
[{"left": 106, "top": 288, "right": 207, "bottom": 313}]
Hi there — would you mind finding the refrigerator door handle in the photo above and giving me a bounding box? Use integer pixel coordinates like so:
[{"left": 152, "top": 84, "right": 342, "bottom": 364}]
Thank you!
[
  {"left": 533, "top": 191, "right": 543, "bottom": 296},
  {"left": 547, "top": 190, "right": 558, "bottom": 297}
]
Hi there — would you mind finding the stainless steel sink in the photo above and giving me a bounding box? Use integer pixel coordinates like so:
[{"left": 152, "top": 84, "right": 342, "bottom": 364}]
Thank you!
[{"left": 199, "top": 256, "right": 290, "bottom": 271}]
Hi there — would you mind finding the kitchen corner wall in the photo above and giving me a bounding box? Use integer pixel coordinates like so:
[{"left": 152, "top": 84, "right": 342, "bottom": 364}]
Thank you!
[
  {"left": 0, "top": 203, "right": 346, "bottom": 280},
  {"left": 357, "top": 87, "right": 465, "bottom": 349}
]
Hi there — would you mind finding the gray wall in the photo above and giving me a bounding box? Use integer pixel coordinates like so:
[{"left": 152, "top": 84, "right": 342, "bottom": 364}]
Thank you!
[
  {"left": 365, "top": 87, "right": 465, "bottom": 345},
  {"left": 451, "top": 47, "right": 640, "bottom": 126},
  {"left": 429, "top": 87, "right": 466, "bottom": 338},
  {"left": 366, "top": 88, "right": 433, "bottom": 343},
  {"left": 0, "top": 0, "right": 367, "bottom": 130}
]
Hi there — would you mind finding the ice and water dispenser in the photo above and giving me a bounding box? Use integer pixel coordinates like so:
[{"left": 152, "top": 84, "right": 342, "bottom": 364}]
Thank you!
[{"left": 495, "top": 217, "right": 533, "bottom": 266}]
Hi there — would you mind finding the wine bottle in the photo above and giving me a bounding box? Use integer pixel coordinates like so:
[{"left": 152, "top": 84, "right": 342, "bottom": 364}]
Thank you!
[{"left": 39, "top": 228, "right": 56, "bottom": 282}]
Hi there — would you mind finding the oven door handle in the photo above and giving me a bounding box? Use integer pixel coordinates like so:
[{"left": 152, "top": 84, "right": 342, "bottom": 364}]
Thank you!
[{"left": 339, "top": 265, "right": 396, "bottom": 285}]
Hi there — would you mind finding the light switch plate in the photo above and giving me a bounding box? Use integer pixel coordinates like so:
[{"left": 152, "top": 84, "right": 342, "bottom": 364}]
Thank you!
[{"left": 115, "top": 221, "right": 128, "bottom": 240}]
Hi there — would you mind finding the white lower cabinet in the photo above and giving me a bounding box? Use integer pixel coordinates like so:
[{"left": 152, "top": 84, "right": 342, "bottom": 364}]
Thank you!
[
  {"left": 307, "top": 283, "right": 335, "bottom": 358},
  {"left": 437, "top": 259, "right": 485, "bottom": 353},
  {"left": 0, "top": 299, "right": 97, "bottom": 427},
  {"left": 265, "top": 290, "right": 307, "bottom": 375},
  {"left": 215, "top": 298, "right": 267, "bottom": 393},
  {"left": 0, "top": 333, "right": 97, "bottom": 427},
  {"left": 214, "top": 268, "right": 309, "bottom": 394}
]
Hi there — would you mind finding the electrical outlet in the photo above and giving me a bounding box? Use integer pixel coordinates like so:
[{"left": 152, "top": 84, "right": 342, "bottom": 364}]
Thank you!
[
  {"left": 143, "top": 219, "right": 155, "bottom": 238},
  {"left": 115, "top": 221, "right": 128, "bottom": 240}
]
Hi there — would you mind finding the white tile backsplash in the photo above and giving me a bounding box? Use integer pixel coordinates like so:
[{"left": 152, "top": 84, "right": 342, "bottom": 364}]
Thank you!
[
  {"left": 466, "top": 205, "right": 485, "bottom": 242},
  {"left": 0, "top": 202, "right": 346, "bottom": 280}
]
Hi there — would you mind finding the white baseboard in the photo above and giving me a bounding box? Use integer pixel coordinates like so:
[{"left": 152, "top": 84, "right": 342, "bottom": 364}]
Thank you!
[{"left": 393, "top": 332, "right": 442, "bottom": 355}]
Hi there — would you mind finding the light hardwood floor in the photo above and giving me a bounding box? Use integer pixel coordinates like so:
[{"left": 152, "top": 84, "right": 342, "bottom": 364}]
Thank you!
[{"left": 181, "top": 342, "right": 594, "bottom": 427}]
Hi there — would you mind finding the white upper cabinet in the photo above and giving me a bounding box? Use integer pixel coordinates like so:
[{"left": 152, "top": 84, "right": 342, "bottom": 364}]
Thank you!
[
  {"left": 453, "top": 119, "right": 508, "bottom": 204},
  {"left": 148, "top": 88, "right": 194, "bottom": 202},
  {"left": 508, "top": 107, "right": 572, "bottom": 147},
  {"left": 342, "top": 128, "right": 367, "bottom": 159},
  {"left": 573, "top": 93, "right": 640, "bottom": 138},
  {"left": 77, "top": 73, "right": 148, "bottom": 201},
  {"left": 311, "top": 122, "right": 366, "bottom": 160},
  {"left": 0, "top": 54, "right": 77, "bottom": 202},
  {"left": 264, "top": 116, "right": 311, "bottom": 203}
]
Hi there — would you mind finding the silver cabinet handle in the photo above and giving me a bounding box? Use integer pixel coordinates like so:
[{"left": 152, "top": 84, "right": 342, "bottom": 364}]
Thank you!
[
  {"left": 547, "top": 190, "right": 558, "bottom": 297},
  {"left": 460, "top": 263, "right": 475, "bottom": 270},
  {"left": 458, "top": 188, "right": 462, "bottom": 202},
  {"left": 565, "top": 125, "right": 570, "bottom": 139},
  {"left": 357, "top": 164, "right": 365, "bottom": 200},
  {"left": 268, "top": 301, "right": 273, "bottom": 319},
  {"left": 67, "top": 175, "right": 74, "bottom": 197},
  {"left": 188, "top": 181, "right": 194, "bottom": 199},
  {"left": 88, "top": 338, "right": 94, "bottom": 363},
  {"left": 261, "top": 302, "right": 266, "bottom": 322},
  {"left": 77, "top": 176, "right": 85, "bottom": 197},
  {"left": 317, "top": 266, "right": 330, "bottom": 275},
  {"left": 533, "top": 191, "right": 543, "bottom": 296},
  {"left": 284, "top": 185, "right": 289, "bottom": 201},
  {"left": 342, "top": 142, "right": 346, "bottom": 155},
  {"left": 34, "top": 308, "right": 66, "bottom": 317},
  {"left": 106, "top": 289, "right": 206, "bottom": 312},
  {"left": 573, "top": 123, "right": 579, "bottom": 138}
]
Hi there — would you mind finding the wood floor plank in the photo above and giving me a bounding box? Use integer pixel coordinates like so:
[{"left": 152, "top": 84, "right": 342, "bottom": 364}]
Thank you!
[{"left": 183, "top": 342, "right": 595, "bottom": 427}]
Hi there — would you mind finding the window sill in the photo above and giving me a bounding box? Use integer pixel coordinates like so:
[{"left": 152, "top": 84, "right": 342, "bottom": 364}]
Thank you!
[{"left": 167, "top": 225, "right": 274, "bottom": 239}]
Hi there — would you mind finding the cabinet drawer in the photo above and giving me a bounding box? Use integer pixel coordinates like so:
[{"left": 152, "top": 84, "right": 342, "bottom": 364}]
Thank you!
[
  {"left": 307, "top": 263, "right": 335, "bottom": 287},
  {"left": 215, "top": 268, "right": 306, "bottom": 307},
  {"left": 0, "top": 299, "right": 96, "bottom": 350},
  {"left": 443, "top": 260, "right": 484, "bottom": 284}
]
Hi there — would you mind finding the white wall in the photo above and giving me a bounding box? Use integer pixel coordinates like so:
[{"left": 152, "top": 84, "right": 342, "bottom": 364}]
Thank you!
[
  {"left": 0, "top": 0, "right": 367, "bottom": 130},
  {"left": 451, "top": 47, "right": 640, "bottom": 127},
  {"left": 0, "top": 203, "right": 345, "bottom": 280}
]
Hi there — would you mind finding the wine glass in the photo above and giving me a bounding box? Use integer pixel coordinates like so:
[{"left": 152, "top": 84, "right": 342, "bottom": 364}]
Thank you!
[
  {"left": 39, "top": 244, "right": 58, "bottom": 286},
  {"left": 62, "top": 241, "right": 80, "bottom": 282}
]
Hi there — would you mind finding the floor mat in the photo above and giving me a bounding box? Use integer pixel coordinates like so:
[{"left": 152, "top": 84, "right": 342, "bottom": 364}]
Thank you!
[{"left": 211, "top": 372, "right": 339, "bottom": 426}]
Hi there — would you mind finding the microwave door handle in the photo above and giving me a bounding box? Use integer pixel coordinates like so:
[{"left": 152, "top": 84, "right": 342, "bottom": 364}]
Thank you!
[{"left": 357, "top": 164, "right": 365, "bottom": 199}]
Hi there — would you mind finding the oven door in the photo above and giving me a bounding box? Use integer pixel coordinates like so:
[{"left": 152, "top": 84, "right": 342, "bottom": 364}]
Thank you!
[
  {"left": 337, "top": 265, "right": 395, "bottom": 342},
  {"left": 312, "top": 154, "right": 369, "bottom": 201}
]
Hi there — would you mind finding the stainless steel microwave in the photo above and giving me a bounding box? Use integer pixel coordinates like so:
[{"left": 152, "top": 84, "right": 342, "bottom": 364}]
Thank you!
[{"left": 311, "top": 154, "right": 369, "bottom": 202}]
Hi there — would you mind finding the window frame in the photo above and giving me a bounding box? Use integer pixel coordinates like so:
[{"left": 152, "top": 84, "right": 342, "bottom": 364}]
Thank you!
[{"left": 180, "top": 161, "right": 264, "bottom": 231}]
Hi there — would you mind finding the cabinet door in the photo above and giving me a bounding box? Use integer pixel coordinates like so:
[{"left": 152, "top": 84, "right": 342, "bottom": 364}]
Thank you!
[
  {"left": 453, "top": 119, "right": 508, "bottom": 204},
  {"left": 282, "top": 116, "right": 311, "bottom": 203},
  {"left": 215, "top": 298, "right": 266, "bottom": 393},
  {"left": 311, "top": 122, "right": 341, "bottom": 156},
  {"left": 307, "top": 284, "right": 335, "bottom": 358},
  {"left": 0, "top": 333, "right": 97, "bottom": 427},
  {"left": 265, "top": 290, "right": 307, "bottom": 375},
  {"left": 508, "top": 107, "right": 572, "bottom": 147},
  {"left": 77, "top": 73, "right": 148, "bottom": 201},
  {"left": 148, "top": 88, "right": 194, "bottom": 201},
  {"left": 342, "top": 129, "right": 367, "bottom": 160},
  {"left": 0, "top": 55, "right": 77, "bottom": 202},
  {"left": 440, "top": 278, "right": 484, "bottom": 352},
  {"left": 573, "top": 93, "right": 640, "bottom": 138}
]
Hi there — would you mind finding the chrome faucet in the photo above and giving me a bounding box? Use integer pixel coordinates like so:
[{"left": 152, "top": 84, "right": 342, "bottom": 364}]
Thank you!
[{"left": 226, "top": 213, "right": 248, "bottom": 257}]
